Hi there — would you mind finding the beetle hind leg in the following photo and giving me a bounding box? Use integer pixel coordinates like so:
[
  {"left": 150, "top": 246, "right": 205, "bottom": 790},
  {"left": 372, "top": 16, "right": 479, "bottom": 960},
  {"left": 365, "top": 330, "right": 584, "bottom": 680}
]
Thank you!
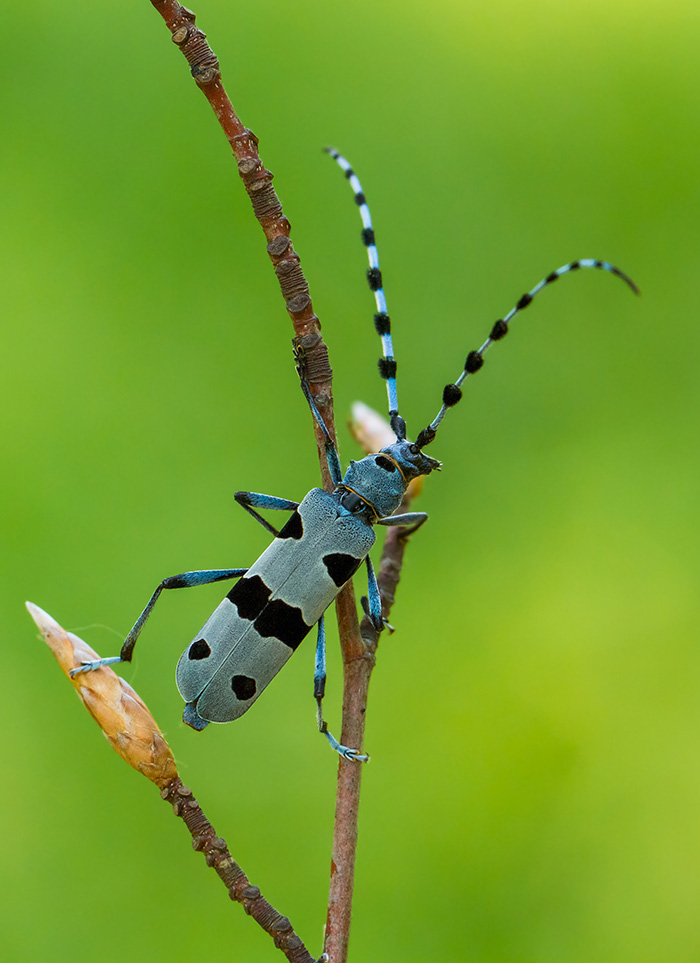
[{"left": 314, "top": 615, "right": 369, "bottom": 763}]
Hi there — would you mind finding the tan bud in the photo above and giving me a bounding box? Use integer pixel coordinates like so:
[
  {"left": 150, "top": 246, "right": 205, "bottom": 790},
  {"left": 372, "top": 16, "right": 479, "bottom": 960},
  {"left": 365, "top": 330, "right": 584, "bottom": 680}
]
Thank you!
[{"left": 27, "top": 602, "right": 177, "bottom": 789}]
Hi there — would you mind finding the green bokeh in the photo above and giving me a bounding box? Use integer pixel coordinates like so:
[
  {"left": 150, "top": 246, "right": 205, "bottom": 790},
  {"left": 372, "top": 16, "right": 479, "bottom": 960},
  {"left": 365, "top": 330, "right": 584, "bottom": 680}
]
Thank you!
[{"left": 3, "top": 1, "right": 699, "bottom": 960}]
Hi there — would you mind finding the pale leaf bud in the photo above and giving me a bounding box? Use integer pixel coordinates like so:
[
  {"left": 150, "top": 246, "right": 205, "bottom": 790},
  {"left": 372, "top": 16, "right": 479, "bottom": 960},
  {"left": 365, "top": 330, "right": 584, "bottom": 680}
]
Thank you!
[{"left": 27, "top": 602, "right": 178, "bottom": 789}]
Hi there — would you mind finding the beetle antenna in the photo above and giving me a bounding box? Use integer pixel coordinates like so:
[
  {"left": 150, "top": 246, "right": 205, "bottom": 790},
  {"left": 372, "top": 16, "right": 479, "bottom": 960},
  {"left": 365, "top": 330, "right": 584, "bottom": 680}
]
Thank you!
[
  {"left": 324, "top": 147, "right": 406, "bottom": 442},
  {"left": 414, "top": 259, "right": 639, "bottom": 449}
]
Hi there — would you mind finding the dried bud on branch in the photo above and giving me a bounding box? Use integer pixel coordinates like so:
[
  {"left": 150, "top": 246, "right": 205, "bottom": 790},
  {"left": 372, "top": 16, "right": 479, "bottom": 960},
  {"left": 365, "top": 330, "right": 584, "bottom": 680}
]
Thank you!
[{"left": 26, "top": 602, "right": 178, "bottom": 789}]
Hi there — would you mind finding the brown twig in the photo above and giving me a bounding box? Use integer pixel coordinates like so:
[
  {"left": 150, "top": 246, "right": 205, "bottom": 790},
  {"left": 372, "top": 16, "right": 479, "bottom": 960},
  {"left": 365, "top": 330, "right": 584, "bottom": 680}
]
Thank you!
[{"left": 143, "top": 7, "right": 424, "bottom": 960}]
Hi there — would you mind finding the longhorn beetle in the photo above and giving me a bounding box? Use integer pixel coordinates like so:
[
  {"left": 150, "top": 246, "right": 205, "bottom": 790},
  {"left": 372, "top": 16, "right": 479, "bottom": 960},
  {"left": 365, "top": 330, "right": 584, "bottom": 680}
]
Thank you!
[{"left": 72, "top": 148, "right": 638, "bottom": 762}]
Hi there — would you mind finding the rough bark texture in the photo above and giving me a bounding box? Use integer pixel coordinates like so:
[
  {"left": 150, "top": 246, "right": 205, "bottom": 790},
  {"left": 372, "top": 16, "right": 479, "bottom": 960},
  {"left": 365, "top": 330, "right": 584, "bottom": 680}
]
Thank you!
[{"left": 162, "top": 778, "right": 317, "bottom": 963}]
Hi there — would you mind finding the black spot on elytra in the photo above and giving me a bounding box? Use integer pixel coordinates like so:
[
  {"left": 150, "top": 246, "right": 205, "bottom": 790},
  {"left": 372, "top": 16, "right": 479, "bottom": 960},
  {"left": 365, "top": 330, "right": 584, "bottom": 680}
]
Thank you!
[
  {"left": 375, "top": 455, "right": 396, "bottom": 472},
  {"left": 227, "top": 574, "right": 271, "bottom": 621},
  {"left": 231, "top": 675, "right": 257, "bottom": 700},
  {"left": 254, "top": 599, "right": 311, "bottom": 650},
  {"left": 188, "top": 638, "right": 211, "bottom": 660},
  {"left": 278, "top": 509, "right": 303, "bottom": 540},
  {"left": 323, "top": 552, "right": 363, "bottom": 588}
]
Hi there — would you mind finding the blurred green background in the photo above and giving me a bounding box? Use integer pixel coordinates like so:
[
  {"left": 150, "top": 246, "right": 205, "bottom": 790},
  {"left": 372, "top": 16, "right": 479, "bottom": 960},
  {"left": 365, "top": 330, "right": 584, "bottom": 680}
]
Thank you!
[{"left": 3, "top": 1, "right": 699, "bottom": 960}]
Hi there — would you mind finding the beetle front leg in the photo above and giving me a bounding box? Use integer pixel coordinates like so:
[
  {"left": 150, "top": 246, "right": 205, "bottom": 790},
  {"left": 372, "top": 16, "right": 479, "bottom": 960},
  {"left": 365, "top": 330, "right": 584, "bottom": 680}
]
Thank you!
[
  {"left": 377, "top": 511, "right": 428, "bottom": 538},
  {"left": 234, "top": 491, "right": 300, "bottom": 537}
]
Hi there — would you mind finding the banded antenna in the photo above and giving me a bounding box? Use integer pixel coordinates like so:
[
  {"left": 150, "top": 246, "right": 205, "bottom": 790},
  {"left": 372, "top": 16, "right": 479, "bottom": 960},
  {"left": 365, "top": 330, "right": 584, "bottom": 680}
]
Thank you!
[
  {"left": 414, "top": 259, "right": 639, "bottom": 449},
  {"left": 325, "top": 148, "right": 639, "bottom": 451},
  {"left": 324, "top": 147, "right": 406, "bottom": 441}
]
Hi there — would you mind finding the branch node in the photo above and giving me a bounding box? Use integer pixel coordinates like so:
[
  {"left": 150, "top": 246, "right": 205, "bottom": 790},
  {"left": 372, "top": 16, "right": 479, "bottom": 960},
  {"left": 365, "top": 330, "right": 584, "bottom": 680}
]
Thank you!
[
  {"left": 286, "top": 293, "right": 312, "bottom": 317},
  {"left": 293, "top": 332, "right": 332, "bottom": 385},
  {"left": 249, "top": 175, "right": 273, "bottom": 192},
  {"left": 193, "top": 64, "right": 220, "bottom": 85},
  {"left": 238, "top": 157, "right": 261, "bottom": 176},
  {"left": 268, "top": 235, "right": 291, "bottom": 256},
  {"left": 232, "top": 128, "right": 259, "bottom": 151}
]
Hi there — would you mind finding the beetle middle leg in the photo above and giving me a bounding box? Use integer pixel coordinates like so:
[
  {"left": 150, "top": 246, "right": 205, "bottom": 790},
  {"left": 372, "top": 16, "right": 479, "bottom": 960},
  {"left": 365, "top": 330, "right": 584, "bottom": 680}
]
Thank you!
[
  {"left": 360, "top": 556, "right": 384, "bottom": 633},
  {"left": 359, "top": 513, "right": 428, "bottom": 634}
]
